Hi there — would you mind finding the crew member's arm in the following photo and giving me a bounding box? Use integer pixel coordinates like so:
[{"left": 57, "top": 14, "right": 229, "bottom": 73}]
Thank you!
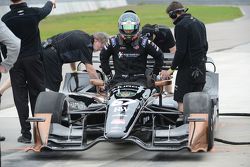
[
  {"left": 70, "top": 63, "right": 77, "bottom": 72},
  {"left": 0, "top": 21, "right": 20, "bottom": 73},
  {"left": 85, "top": 64, "right": 98, "bottom": 79},
  {"left": 169, "top": 46, "right": 176, "bottom": 53},
  {"left": 36, "top": 0, "right": 56, "bottom": 20},
  {"left": 145, "top": 40, "right": 164, "bottom": 75},
  {"left": 170, "top": 24, "right": 187, "bottom": 71},
  {"left": 203, "top": 23, "right": 208, "bottom": 54},
  {"left": 164, "top": 28, "right": 176, "bottom": 53},
  {"left": 0, "top": 77, "right": 11, "bottom": 96},
  {"left": 161, "top": 24, "right": 187, "bottom": 79}
]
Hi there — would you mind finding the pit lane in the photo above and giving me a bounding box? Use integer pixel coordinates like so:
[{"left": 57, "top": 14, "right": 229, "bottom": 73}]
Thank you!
[{"left": 1, "top": 5, "right": 250, "bottom": 167}]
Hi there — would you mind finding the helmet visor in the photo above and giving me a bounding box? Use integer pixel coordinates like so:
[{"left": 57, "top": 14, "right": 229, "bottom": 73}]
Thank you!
[{"left": 122, "top": 22, "right": 136, "bottom": 30}]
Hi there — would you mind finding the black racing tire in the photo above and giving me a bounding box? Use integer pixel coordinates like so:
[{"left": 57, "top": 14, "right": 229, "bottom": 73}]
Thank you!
[
  {"left": 34, "top": 91, "right": 66, "bottom": 123},
  {"left": 0, "top": 142, "right": 1, "bottom": 167},
  {"left": 183, "top": 92, "right": 212, "bottom": 115},
  {"left": 207, "top": 109, "right": 214, "bottom": 151},
  {"left": 183, "top": 92, "right": 214, "bottom": 151}
]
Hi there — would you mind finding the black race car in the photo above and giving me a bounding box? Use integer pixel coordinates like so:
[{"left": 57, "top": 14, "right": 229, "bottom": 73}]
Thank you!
[{"left": 26, "top": 54, "right": 219, "bottom": 152}]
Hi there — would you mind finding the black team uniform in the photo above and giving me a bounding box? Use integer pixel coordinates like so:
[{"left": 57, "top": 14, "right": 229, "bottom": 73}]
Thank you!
[
  {"left": 42, "top": 30, "right": 94, "bottom": 92},
  {"left": 1, "top": 1, "right": 54, "bottom": 143},
  {"left": 171, "top": 14, "right": 208, "bottom": 102},
  {"left": 142, "top": 24, "right": 175, "bottom": 53}
]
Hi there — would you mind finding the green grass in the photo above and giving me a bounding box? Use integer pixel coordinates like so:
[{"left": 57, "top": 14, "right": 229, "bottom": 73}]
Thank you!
[{"left": 40, "top": 5, "right": 242, "bottom": 39}]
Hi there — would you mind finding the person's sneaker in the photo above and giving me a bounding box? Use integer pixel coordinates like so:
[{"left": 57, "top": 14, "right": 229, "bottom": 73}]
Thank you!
[
  {"left": 0, "top": 136, "right": 5, "bottom": 141},
  {"left": 17, "top": 135, "right": 31, "bottom": 144}
]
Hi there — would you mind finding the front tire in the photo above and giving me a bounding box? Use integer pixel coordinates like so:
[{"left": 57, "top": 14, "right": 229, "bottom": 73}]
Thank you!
[
  {"left": 184, "top": 92, "right": 214, "bottom": 151},
  {"left": 34, "top": 91, "right": 66, "bottom": 123}
]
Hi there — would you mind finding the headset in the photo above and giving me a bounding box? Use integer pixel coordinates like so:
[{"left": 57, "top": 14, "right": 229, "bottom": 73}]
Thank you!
[{"left": 168, "top": 8, "right": 188, "bottom": 19}]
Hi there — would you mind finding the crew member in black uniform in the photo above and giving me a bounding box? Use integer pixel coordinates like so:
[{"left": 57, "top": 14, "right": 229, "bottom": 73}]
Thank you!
[
  {"left": 141, "top": 24, "right": 176, "bottom": 53},
  {"left": 100, "top": 10, "right": 164, "bottom": 88},
  {"left": 141, "top": 23, "right": 176, "bottom": 93},
  {"left": 1, "top": 0, "right": 56, "bottom": 143},
  {"left": 0, "top": 31, "right": 109, "bottom": 94},
  {"left": 162, "top": 1, "right": 208, "bottom": 114},
  {"left": 0, "top": 20, "right": 20, "bottom": 142},
  {"left": 42, "top": 30, "right": 109, "bottom": 91}
]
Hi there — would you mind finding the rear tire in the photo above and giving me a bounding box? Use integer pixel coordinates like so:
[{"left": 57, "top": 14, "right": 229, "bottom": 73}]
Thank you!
[
  {"left": 207, "top": 109, "right": 214, "bottom": 151},
  {"left": 183, "top": 92, "right": 214, "bottom": 151},
  {"left": 35, "top": 91, "right": 66, "bottom": 123}
]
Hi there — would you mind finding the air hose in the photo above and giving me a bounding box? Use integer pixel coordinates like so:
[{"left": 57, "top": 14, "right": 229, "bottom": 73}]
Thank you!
[
  {"left": 219, "top": 113, "right": 250, "bottom": 117},
  {"left": 214, "top": 138, "right": 250, "bottom": 145},
  {"left": 214, "top": 113, "right": 250, "bottom": 145}
]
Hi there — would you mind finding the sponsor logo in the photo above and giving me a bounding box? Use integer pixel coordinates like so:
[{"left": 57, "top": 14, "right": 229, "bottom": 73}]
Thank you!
[
  {"left": 111, "top": 99, "right": 137, "bottom": 107},
  {"left": 118, "top": 52, "right": 140, "bottom": 59},
  {"left": 17, "top": 10, "right": 24, "bottom": 15}
]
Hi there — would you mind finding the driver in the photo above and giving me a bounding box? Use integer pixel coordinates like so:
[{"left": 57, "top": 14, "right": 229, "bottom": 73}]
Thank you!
[{"left": 100, "top": 10, "right": 164, "bottom": 88}]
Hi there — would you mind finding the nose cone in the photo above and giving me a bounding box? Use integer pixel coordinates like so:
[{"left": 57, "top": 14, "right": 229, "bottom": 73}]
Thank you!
[{"left": 105, "top": 130, "right": 126, "bottom": 139}]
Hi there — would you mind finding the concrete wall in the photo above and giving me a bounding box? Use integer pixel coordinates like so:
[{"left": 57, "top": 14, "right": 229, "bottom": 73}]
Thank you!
[{"left": 0, "top": 0, "right": 127, "bottom": 16}]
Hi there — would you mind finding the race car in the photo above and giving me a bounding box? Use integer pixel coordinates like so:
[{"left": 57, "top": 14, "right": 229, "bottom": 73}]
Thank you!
[{"left": 26, "top": 53, "right": 219, "bottom": 153}]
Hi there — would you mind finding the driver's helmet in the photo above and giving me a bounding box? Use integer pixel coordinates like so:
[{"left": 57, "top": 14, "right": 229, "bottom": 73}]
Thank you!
[{"left": 118, "top": 10, "right": 140, "bottom": 42}]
